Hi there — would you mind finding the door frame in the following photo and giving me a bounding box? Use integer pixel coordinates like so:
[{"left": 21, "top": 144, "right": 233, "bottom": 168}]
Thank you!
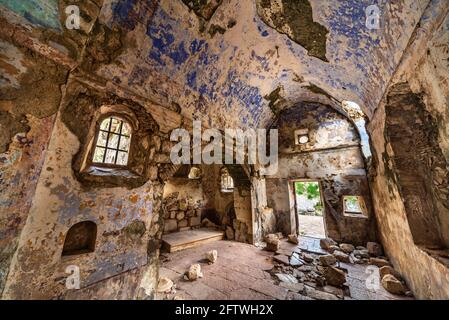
[{"left": 288, "top": 178, "right": 328, "bottom": 238}]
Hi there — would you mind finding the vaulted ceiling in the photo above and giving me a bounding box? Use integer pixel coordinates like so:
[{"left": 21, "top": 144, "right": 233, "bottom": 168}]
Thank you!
[{"left": 0, "top": 0, "right": 431, "bottom": 129}]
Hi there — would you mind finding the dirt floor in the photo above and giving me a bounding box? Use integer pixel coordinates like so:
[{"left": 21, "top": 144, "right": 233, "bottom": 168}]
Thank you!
[
  {"left": 157, "top": 238, "right": 413, "bottom": 300},
  {"left": 298, "top": 214, "right": 326, "bottom": 238}
]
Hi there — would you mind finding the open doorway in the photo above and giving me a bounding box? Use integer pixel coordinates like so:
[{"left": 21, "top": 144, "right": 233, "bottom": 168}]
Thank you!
[{"left": 293, "top": 180, "right": 326, "bottom": 238}]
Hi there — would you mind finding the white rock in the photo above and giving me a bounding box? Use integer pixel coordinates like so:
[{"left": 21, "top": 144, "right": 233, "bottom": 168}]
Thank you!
[
  {"left": 288, "top": 234, "right": 299, "bottom": 244},
  {"left": 206, "top": 250, "right": 218, "bottom": 263},
  {"left": 275, "top": 273, "right": 298, "bottom": 284},
  {"left": 157, "top": 277, "right": 173, "bottom": 293},
  {"left": 187, "top": 264, "right": 203, "bottom": 281}
]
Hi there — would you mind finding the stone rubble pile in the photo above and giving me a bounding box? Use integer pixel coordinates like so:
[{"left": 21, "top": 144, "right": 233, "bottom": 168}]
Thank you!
[
  {"left": 265, "top": 233, "right": 349, "bottom": 300},
  {"left": 264, "top": 234, "right": 413, "bottom": 299},
  {"left": 206, "top": 250, "right": 218, "bottom": 264},
  {"left": 318, "top": 238, "right": 412, "bottom": 296}
]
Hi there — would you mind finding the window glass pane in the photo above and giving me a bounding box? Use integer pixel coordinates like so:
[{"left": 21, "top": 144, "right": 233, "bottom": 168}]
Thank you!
[
  {"left": 117, "top": 151, "right": 129, "bottom": 166},
  {"left": 105, "top": 149, "right": 117, "bottom": 164},
  {"left": 107, "top": 134, "right": 120, "bottom": 149},
  {"left": 92, "top": 117, "right": 131, "bottom": 166},
  {"left": 221, "top": 168, "right": 234, "bottom": 192},
  {"left": 121, "top": 122, "right": 132, "bottom": 136},
  {"left": 119, "top": 136, "right": 131, "bottom": 151},
  {"left": 96, "top": 131, "right": 108, "bottom": 147},
  {"left": 110, "top": 118, "right": 121, "bottom": 134},
  {"left": 100, "top": 118, "right": 111, "bottom": 130},
  {"left": 344, "top": 196, "right": 362, "bottom": 212},
  {"left": 93, "top": 147, "right": 105, "bottom": 163}
]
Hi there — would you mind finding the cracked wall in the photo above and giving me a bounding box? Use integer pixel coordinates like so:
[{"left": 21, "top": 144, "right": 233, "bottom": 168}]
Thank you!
[
  {"left": 266, "top": 103, "right": 376, "bottom": 245},
  {"left": 256, "top": 0, "right": 329, "bottom": 61},
  {"left": 368, "top": 10, "right": 449, "bottom": 299}
]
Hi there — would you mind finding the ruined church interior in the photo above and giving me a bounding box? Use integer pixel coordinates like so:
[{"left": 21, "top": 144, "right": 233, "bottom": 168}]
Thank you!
[{"left": 1, "top": 0, "right": 449, "bottom": 303}]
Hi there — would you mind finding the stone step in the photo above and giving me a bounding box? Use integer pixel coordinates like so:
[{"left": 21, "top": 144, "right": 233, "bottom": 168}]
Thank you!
[{"left": 161, "top": 228, "right": 225, "bottom": 253}]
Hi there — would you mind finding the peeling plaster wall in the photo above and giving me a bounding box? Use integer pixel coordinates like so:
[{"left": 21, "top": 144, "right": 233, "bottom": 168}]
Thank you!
[
  {"left": 0, "top": 116, "right": 55, "bottom": 295},
  {"left": 233, "top": 187, "right": 253, "bottom": 243},
  {"left": 91, "top": 0, "right": 428, "bottom": 129},
  {"left": 368, "top": 12, "right": 449, "bottom": 299},
  {"left": 1, "top": 0, "right": 448, "bottom": 300},
  {"left": 0, "top": 37, "right": 68, "bottom": 295},
  {"left": 266, "top": 103, "right": 376, "bottom": 245},
  {"left": 2, "top": 107, "right": 165, "bottom": 298}
]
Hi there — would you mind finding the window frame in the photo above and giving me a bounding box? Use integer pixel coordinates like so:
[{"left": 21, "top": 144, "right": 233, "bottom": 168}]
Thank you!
[
  {"left": 294, "top": 128, "right": 310, "bottom": 145},
  {"left": 220, "top": 167, "right": 234, "bottom": 193},
  {"left": 342, "top": 195, "right": 368, "bottom": 217},
  {"left": 91, "top": 114, "right": 133, "bottom": 169}
]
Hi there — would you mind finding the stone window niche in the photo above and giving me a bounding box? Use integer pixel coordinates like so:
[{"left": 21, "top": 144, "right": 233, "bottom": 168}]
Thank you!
[
  {"left": 343, "top": 195, "right": 367, "bottom": 218},
  {"left": 62, "top": 221, "right": 97, "bottom": 256},
  {"left": 75, "top": 104, "right": 157, "bottom": 188},
  {"left": 92, "top": 116, "right": 132, "bottom": 166},
  {"left": 294, "top": 128, "right": 309, "bottom": 145},
  {"left": 220, "top": 167, "right": 234, "bottom": 193}
]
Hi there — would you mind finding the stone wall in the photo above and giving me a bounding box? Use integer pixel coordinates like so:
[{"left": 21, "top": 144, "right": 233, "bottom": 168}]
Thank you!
[
  {"left": 162, "top": 185, "right": 203, "bottom": 233},
  {"left": 266, "top": 103, "right": 377, "bottom": 245},
  {"left": 368, "top": 10, "right": 449, "bottom": 299},
  {"left": 161, "top": 165, "right": 253, "bottom": 244},
  {"left": 1, "top": 77, "right": 174, "bottom": 298}
]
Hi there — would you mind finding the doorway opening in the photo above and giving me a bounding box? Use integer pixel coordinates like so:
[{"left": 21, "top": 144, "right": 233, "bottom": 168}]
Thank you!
[{"left": 293, "top": 180, "right": 326, "bottom": 238}]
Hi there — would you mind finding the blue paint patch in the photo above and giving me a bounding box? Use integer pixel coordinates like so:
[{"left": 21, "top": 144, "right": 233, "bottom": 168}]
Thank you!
[
  {"left": 112, "top": 0, "right": 139, "bottom": 31},
  {"left": 111, "top": 0, "right": 159, "bottom": 31},
  {"left": 221, "top": 69, "right": 264, "bottom": 124},
  {"left": 251, "top": 50, "right": 270, "bottom": 72},
  {"left": 146, "top": 8, "right": 197, "bottom": 68}
]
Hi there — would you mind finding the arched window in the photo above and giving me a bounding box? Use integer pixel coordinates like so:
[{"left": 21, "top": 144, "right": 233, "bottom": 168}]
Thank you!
[
  {"left": 62, "top": 221, "right": 97, "bottom": 256},
  {"left": 92, "top": 116, "right": 132, "bottom": 166},
  {"left": 220, "top": 167, "right": 234, "bottom": 193}
]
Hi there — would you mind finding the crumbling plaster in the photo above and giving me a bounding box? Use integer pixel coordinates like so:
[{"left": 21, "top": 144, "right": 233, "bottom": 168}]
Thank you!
[
  {"left": 87, "top": 0, "right": 428, "bottom": 128},
  {"left": 0, "top": 0, "right": 448, "bottom": 300},
  {"left": 266, "top": 103, "right": 376, "bottom": 245},
  {"left": 368, "top": 7, "right": 449, "bottom": 300}
]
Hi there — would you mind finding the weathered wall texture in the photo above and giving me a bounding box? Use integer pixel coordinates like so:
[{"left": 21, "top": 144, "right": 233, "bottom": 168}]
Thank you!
[
  {"left": 1, "top": 0, "right": 448, "bottom": 300},
  {"left": 1, "top": 80, "right": 170, "bottom": 298},
  {"left": 84, "top": 0, "right": 428, "bottom": 128},
  {"left": 162, "top": 176, "right": 204, "bottom": 233},
  {"left": 0, "top": 0, "right": 177, "bottom": 299},
  {"left": 162, "top": 164, "right": 253, "bottom": 243},
  {"left": 0, "top": 36, "right": 68, "bottom": 295},
  {"left": 368, "top": 10, "right": 449, "bottom": 299},
  {"left": 266, "top": 103, "right": 376, "bottom": 245}
]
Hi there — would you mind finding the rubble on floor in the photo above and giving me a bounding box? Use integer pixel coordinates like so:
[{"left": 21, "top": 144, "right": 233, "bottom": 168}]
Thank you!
[
  {"left": 158, "top": 239, "right": 414, "bottom": 300},
  {"left": 206, "top": 250, "right": 218, "bottom": 264},
  {"left": 157, "top": 277, "right": 174, "bottom": 293},
  {"left": 264, "top": 235, "right": 414, "bottom": 299},
  {"left": 185, "top": 264, "right": 203, "bottom": 281},
  {"left": 265, "top": 233, "right": 281, "bottom": 252},
  {"left": 288, "top": 234, "right": 299, "bottom": 244}
]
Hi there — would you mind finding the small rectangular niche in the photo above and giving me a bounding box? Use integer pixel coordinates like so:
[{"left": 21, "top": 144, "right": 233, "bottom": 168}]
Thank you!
[
  {"left": 343, "top": 196, "right": 367, "bottom": 217},
  {"left": 294, "top": 128, "right": 309, "bottom": 145}
]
